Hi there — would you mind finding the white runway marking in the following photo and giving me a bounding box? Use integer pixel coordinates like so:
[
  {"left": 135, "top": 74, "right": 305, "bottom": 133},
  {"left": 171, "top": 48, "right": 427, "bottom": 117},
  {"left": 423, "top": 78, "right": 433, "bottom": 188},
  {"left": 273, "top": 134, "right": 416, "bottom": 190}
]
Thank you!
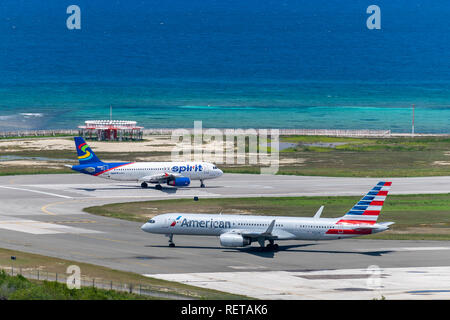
[
  {"left": 146, "top": 266, "right": 450, "bottom": 300},
  {"left": 0, "top": 217, "right": 101, "bottom": 235},
  {"left": 228, "top": 265, "right": 268, "bottom": 270},
  {"left": 0, "top": 185, "right": 72, "bottom": 199},
  {"left": 357, "top": 247, "right": 450, "bottom": 252}
]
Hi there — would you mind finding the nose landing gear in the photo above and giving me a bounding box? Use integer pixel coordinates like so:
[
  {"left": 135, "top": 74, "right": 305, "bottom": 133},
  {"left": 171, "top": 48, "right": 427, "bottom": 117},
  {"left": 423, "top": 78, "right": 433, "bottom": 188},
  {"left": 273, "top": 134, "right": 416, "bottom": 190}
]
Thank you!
[{"left": 167, "top": 234, "right": 175, "bottom": 247}]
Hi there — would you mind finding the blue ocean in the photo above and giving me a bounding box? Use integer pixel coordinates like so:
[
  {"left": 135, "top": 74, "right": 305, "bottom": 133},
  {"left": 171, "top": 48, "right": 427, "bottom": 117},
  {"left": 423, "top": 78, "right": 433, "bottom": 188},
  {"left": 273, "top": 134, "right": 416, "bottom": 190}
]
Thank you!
[{"left": 0, "top": 0, "right": 449, "bottom": 132}]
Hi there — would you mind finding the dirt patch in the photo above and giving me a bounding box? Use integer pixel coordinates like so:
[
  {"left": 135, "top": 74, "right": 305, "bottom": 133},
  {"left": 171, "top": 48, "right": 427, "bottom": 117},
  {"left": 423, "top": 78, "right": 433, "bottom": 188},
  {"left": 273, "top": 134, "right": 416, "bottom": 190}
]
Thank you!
[
  {"left": 433, "top": 161, "right": 450, "bottom": 166},
  {"left": 0, "top": 136, "right": 238, "bottom": 155},
  {"left": 0, "top": 160, "right": 58, "bottom": 167},
  {"left": 388, "top": 227, "right": 450, "bottom": 234},
  {"left": 0, "top": 137, "right": 178, "bottom": 153}
]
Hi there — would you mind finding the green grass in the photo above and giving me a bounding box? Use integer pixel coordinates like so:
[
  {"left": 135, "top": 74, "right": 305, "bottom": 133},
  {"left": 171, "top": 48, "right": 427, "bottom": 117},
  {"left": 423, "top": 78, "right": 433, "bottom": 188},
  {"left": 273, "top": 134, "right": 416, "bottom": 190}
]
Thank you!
[
  {"left": 0, "top": 271, "right": 152, "bottom": 300},
  {"left": 1, "top": 135, "right": 449, "bottom": 177},
  {"left": 0, "top": 247, "right": 250, "bottom": 300},
  {"left": 0, "top": 134, "right": 74, "bottom": 140},
  {"left": 84, "top": 194, "right": 450, "bottom": 240},
  {"left": 0, "top": 167, "right": 74, "bottom": 176},
  {"left": 223, "top": 137, "right": 450, "bottom": 177},
  {"left": 220, "top": 135, "right": 450, "bottom": 177}
]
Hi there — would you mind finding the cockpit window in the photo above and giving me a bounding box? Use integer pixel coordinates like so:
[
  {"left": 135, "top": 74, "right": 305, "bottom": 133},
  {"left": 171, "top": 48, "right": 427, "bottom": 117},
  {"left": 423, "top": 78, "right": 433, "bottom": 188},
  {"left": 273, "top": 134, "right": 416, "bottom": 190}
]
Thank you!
[
  {"left": 213, "top": 166, "right": 217, "bottom": 169},
  {"left": 148, "top": 219, "right": 156, "bottom": 223}
]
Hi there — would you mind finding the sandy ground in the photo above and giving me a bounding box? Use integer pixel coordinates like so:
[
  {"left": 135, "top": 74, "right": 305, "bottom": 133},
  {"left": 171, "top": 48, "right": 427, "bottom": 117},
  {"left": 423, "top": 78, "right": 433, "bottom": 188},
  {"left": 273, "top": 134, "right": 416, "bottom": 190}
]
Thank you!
[
  {"left": 433, "top": 161, "right": 450, "bottom": 166},
  {"left": 0, "top": 137, "right": 248, "bottom": 153},
  {"left": 0, "top": 137, "right": 303, "bottom": 166},
  {"left": 0, "top": 137, "right": 177, "bottom": 153}
]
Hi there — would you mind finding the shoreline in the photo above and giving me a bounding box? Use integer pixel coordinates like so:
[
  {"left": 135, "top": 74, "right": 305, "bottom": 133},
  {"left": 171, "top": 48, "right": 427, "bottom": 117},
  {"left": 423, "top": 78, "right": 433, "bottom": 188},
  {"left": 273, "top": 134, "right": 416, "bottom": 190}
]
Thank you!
[{"left": 1, "top": 128, "right": 449, "bottom": 139}]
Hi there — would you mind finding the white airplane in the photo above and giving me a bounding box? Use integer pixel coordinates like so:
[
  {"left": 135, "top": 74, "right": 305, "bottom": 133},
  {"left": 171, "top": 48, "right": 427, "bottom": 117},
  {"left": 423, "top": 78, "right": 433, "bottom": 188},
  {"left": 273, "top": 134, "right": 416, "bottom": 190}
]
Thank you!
[
  {"left": 70, "top": 137, "right": 223, "bottom": 189},
  {"left": 141, "top": 182, "right": 394, "bottom": 249}
]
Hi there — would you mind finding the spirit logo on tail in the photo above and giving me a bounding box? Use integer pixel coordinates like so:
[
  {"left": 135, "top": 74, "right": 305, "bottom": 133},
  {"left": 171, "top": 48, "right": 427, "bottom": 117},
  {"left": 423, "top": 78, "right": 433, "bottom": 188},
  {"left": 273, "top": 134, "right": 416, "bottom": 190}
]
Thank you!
[{"left": 77, "top": 142, "right": 93, "bottom": 161}]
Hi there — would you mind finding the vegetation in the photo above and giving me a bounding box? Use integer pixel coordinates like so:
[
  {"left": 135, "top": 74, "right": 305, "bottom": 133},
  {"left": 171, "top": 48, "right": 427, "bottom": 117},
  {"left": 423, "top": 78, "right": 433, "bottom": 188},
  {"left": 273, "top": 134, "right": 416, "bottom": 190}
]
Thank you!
[
  {"left": 0, "top": 166, "right": 73, "bottom": 176},
  {"left": 223, "top": 135, "right": 450, "bottom": 177},
  {"left": 0, "top": 135, "right": 449, "bottom": 177},
  {"left": 0, "top": 248, "right": 249, "bottom": 300},
  {"left": 84, "top": 194, "right": 450, "bottom": 240},
  {"left": 0, "top": 271, "right": 151, "bottom": 300},
  {"left": 0, "top": 134, "right": 74, "bottom": 140}
]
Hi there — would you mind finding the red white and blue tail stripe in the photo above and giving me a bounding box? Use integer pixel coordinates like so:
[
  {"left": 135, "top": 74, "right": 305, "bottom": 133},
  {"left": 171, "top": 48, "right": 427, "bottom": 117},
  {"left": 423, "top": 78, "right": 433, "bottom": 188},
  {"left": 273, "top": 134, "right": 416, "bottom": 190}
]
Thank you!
[{"left": 338, "top": 181, "right": 392, "bottom": 225}]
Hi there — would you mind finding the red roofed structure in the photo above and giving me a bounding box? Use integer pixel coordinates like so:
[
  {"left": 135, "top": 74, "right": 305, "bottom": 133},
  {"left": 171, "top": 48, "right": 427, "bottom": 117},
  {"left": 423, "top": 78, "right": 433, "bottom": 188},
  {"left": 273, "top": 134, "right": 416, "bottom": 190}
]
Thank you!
[{"left": 78, "top": 120, "right": 143, "bottom": 141}]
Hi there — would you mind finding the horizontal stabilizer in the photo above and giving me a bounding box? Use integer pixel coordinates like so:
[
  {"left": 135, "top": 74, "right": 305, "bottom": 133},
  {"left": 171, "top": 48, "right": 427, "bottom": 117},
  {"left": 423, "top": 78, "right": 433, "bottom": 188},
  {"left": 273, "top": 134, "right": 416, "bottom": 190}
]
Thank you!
[{"left": 379, "top": 222, "right": 395, "bottom": 227}]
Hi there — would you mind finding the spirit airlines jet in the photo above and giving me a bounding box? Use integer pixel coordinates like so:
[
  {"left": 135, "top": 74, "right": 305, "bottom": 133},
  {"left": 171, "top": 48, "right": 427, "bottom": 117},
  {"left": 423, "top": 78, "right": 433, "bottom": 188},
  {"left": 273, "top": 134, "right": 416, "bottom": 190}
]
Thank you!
[
  {"left": 69, "top": 137, "right": 223, "bottom": 189},
  {"left": 141, "top": 182, "right": 394, "bottom": 249}
]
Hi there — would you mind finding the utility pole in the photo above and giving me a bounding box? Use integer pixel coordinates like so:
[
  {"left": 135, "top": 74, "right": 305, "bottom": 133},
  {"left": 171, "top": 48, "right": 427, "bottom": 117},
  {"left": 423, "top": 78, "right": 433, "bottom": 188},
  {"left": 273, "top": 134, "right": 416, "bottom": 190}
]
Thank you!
[{"left": 411, "top": 104, "right": 415, "bottom": 137}]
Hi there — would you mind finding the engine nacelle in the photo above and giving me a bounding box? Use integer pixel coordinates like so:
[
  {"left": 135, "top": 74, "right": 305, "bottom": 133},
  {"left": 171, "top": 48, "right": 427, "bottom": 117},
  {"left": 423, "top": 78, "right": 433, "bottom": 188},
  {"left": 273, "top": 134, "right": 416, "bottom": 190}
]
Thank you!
[
  {"left": 219, "top": 233, "right": 251, "bottom": 247},
  {"left": 167, "top": 177, "right": 190, "bottom": 187}
]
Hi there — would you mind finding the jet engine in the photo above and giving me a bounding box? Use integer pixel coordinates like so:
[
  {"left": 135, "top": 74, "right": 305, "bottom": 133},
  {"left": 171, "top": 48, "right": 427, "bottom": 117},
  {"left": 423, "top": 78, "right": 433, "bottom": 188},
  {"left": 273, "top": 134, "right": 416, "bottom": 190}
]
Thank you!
[
  {"left": 219, "top": 233, "right": 251, "bottom": 247},
  {"left": 167, "top": 177, "right": 190, "bottom": 187}
]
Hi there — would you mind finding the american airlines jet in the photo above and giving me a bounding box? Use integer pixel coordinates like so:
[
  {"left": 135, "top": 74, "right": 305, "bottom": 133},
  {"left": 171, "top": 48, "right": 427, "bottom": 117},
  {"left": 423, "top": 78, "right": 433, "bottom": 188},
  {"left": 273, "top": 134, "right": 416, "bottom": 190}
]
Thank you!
[
  {"left": 141, "top": 182, "right": 394, "bottom": 249},
  {"left": 69, "top": 137, "right": 223, "bottom": 189}
]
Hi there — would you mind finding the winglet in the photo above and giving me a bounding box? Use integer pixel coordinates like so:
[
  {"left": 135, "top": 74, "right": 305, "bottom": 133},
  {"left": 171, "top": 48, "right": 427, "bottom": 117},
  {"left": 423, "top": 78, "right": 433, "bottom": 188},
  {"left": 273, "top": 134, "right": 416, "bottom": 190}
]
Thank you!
[
  {"left": 314, "top": 206, "right": 324, "bottom": 219},
  {"left": 264, "top": 220, "right": 276, "bottom": 235}
]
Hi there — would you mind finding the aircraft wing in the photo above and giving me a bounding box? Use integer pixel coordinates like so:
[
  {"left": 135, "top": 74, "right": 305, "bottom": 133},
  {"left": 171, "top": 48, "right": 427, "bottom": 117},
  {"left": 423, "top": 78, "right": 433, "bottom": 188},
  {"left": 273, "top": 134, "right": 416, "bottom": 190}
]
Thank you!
[
  {"left": 226, "top": 220, "right": 296, "bottom": 241},
  {"left": 139, "top": 172, "right": 181, "bottom": 183}
]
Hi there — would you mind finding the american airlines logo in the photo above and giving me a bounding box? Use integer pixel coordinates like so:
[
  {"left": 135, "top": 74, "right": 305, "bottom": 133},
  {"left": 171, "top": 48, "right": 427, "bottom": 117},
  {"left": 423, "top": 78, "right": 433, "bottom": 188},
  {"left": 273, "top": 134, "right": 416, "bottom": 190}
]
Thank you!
[
  {"left": 171, "top": 164, "right": 203, "bottom": 173},
  {"left": 175, "top": 217, "right": 231, "bottom": 229}
]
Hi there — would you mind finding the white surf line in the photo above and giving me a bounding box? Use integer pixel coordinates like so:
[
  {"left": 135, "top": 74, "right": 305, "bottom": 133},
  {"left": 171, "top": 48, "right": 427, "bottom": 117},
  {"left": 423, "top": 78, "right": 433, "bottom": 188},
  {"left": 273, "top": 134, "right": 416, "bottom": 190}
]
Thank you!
[{"left": 0, "top": 185, "right": 73, "bottom": 199}]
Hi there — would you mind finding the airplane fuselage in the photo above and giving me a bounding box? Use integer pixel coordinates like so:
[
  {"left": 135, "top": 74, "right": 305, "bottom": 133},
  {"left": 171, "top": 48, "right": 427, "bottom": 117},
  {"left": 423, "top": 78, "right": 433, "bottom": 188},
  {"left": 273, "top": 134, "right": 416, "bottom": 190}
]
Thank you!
[
  {"left": 141, "top": 213, "right": 389, "bottom": 242},
  {"left": 72, "top": 161, "right": 223, "bottom": 182}
]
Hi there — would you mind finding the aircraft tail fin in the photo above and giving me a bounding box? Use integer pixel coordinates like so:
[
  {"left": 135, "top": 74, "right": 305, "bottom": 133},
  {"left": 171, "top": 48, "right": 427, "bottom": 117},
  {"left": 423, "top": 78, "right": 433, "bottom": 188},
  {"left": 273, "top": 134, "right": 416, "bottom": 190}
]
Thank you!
[
  {"left": 74, "top": 137, "right": 102, "bottom": 165},
  {"left": 338, "top": 181, "right": 392, "bottom": 225}
]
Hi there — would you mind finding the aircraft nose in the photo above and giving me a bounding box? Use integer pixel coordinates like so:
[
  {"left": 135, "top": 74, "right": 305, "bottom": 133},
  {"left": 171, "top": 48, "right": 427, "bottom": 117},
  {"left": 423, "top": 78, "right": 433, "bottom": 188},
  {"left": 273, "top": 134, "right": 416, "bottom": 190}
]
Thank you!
[
  {"left": 218, "top": 169, "right": 223, "bottom": 176},
  {"left": 141, "top": 223, "right": 149, "bottom": 232}
]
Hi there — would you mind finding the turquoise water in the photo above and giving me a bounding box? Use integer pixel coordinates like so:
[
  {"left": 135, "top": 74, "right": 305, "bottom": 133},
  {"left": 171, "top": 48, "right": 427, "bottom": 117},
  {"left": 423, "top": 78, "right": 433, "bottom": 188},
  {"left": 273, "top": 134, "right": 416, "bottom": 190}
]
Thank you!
[{"left": 0, "top": 1, "right": 449, "bottom": 132}]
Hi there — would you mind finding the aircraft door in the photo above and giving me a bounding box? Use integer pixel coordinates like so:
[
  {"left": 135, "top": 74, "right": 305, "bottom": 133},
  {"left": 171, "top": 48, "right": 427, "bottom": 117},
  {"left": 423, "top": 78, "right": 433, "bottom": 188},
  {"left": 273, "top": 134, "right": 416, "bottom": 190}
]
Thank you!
[
  {"left": 201, "top": 165, "right": 211, "bottom": 179},
  {"left": 98, "top": 164, "right": 110, "bottom": 178},
  {"left": 165, "top": 216, "right": 174, "bottom": 228}
]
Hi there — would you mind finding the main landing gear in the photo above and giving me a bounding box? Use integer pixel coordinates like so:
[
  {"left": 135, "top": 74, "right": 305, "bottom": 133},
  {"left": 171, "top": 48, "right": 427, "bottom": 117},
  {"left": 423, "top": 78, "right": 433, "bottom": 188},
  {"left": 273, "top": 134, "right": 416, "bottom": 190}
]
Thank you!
[
  {"left": 265, "top": 240, "right": 279, "bottom": 251},
  {"left": 141, "top": 182, "right": 162, "bottom": 190},
  {"left": 167, "top": 234, "right": 175, "bottom": 247},
  {"left": 200, "top": 179, "right": 205, "bottom": 188}
]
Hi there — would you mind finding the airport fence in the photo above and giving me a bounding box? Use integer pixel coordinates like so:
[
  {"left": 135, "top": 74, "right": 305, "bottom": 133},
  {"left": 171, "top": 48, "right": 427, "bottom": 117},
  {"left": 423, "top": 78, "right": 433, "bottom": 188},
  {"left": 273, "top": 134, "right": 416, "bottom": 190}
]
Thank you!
[
  {"left": 12, "top": 128, "right": 450, "bottom": 138},
  {"left": 142, "top": 128, "right": 392, "bottom": 137},
  {"left": 10, "top": 128, "right": 441, "bottom": 138},
  {"left": 0, "top": 266, "right": 190, "bottom": 300},
  {"left": 0, "top": 130, "right": 78, "bottom": 138}
]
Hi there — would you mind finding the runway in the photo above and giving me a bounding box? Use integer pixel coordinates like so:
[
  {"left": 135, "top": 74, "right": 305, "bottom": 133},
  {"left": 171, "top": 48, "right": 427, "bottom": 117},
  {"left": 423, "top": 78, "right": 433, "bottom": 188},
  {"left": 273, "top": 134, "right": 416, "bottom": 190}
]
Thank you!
[{"left": 0, "top": 173, "right": 449, "bottom": 299}]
